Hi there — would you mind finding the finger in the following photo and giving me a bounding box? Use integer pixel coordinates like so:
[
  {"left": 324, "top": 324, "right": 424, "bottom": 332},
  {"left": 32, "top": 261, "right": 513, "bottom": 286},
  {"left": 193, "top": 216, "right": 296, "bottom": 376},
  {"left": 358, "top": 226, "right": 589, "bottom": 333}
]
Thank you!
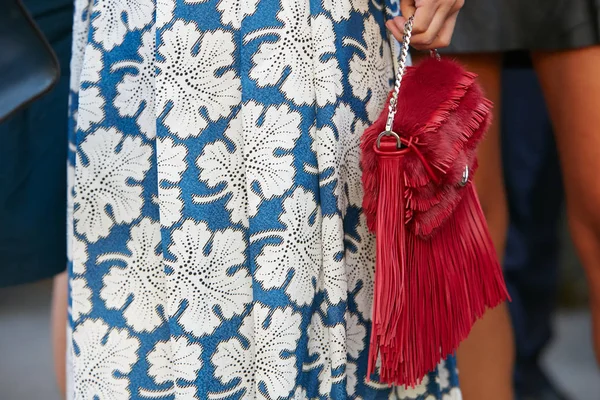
[
  {"left": 451, "top": 0, "right": 465, "bottom": 13},
  {"left": 426, "top": 9, "right": 459, "bottom": 49},
  {"left": 411, "top": 3, "right": 453, "bottom": 49},
  {"left": 411, "top": 0, "right": 440, "bottom": 34},
  {"left": 386, "top": 17, "right": 406, "bottom": 42},
  {"left": 400, "top": 0, "right": 417, "bottom": 24}
]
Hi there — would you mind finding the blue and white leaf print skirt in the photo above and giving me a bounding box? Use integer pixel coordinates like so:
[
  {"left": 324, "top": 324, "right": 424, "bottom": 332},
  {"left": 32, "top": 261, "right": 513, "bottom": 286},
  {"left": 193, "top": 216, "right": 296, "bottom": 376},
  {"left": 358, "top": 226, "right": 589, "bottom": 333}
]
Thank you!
[{"left": 66, "top": 0, "right": 462, "bottom": 398}]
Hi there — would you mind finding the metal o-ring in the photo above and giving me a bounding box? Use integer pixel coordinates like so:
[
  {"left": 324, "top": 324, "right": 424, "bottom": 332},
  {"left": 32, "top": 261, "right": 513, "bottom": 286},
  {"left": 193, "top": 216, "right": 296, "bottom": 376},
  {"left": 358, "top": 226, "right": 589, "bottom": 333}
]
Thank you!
[{"left": 376, "top": 131, "right": 402, "bottom": 149}]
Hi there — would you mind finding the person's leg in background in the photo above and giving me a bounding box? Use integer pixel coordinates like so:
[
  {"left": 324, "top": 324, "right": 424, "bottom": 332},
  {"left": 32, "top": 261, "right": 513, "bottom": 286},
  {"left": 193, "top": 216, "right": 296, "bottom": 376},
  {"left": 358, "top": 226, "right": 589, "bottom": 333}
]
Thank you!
[
  {"left": 413, "top": 52, "right": 515, "bottom": 400},
  {"left": 501, "top": 52, "right": 569, "bottom": 400},
  {"left": 51, "top": 271, "right": 68, "bottom": 396},
  {"left": 455, "top": 54, "right": 514, "bottom": 400},
  {"left": 533, "top": 46, "right": 600, "bottom": 363}
]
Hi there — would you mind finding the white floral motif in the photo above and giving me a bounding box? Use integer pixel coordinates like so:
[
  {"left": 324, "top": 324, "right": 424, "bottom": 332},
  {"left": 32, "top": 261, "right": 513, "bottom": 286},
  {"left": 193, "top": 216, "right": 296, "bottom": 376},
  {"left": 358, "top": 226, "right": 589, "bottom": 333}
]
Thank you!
[
  {"left": 166, "top": 220, "right": 252, "bottom": 337},
  {"left": 157, "top": 21, "right": 240, "bottom": 138},
  {"left": 67, "top": 160, "right": 76, "bottom": 262},
  {"left": 72, "top": 237, "right": 89, "bottom": 275},
  {"left": 69, "top": 0, "right": 93, "bottom": 93},
  {"left": 72, "top": 319, "right": 140, "bottom": 400},
  {"left": 345, "top": 215, "right": 376, "bottom": 320},
  {"left": 437, "top": 359, "right": 450, "bottom": 389},
  {"left": 69, "top": 155, "right": 88, "bottom": 274},
  {"left": 158, "top": 0, "right": 258, "bottom": 29},
  {"left": 319, "top": 215, "right": 347, "bottom": 305},
  {"left": 306, "top": 123, "right": 340, "bottom": 189},
  {"left": 323, "top": 0, "right": 369, "bottom": 22},
  {"left": 241, "top": 103, "right": 301, "bottom": 214},
  {"left": 253, "top": 187, "right": 322, "bottom": 306},
  {"left": 312, "top": 15, "right": 344, "bottom": 106},
  {"left": 443, "top": 388, "right": 463, "bottom": 400},
  {"left": 292, "top": 387, "right": 308, "bottom": 399},
  {"left": 305, "top": 103, "right": 366, "bottom": 215},
  {"left": 112, "top": 30, "right": 156, "bottom": 138},
  {"left": 346, "top": 361, "right": 359, "bottom": 396},
  {"left": 194, "top": 118, "right": 247, "bottom": 226},
  {"left": 70, "top": 166, "right": 91, "bottom": 326},
  {"left": 72, "top": 41, "right": 102, "bottom": 131},
  {"left": 80, "top": 46, "right": 103, "bottom": 85},
  {"left": 98, "top": 219, "right": 165, "bottom": 332},
  {"left": 303, "top": 313, "right": 346, "bottom": 396},
  {"left": 156, "top": 137, "right": 188, "bottom": 227},
  {"left": 334, "top": 104, "right": 367, "bottom": 212},
  {"left": 70, "top": 277, "right": 92, "bottom": 322},
  {"left": 74, "top": 128, "right": 152, "bottom": 242},
  {"left": 76, "top": 46, "right": 105, "bottom": 131},
  {"left": 365, "top": 376, "right": 391, "bottom": 390},
  {"left": 216, "top": 0, "right": 259, "bottom": 28},
  {"left": 210, "top": 304, "right": 302, "bottom": 399},
  {"left": 346, "top": 312, "right": 366, "bottom": 360},
  {"left": 139, "top": 337, "right": 203, "bottom": 399},
  {"left": 156, "top": 0, "right": 175, "bottom": 28},
  {"left": 76, "top": 86, "right": 105, "bottom": 132},
  {"left": 395, "top": 374, "right": 430, "bottom": 399},
  {"left": 245, "top": 5, "right": 342, "bottom": 106},
  {"left": 195, "top": 102, "right": 301, "bottom": 223},
  {"left": 92, "top": 0, "right": 153, "bottom": 50},
  {"left": 344, "top": 15, "right": 393, "bottom": 122},
  {"left": 209, "top": 331, "right": 253, "bottom": 399}
]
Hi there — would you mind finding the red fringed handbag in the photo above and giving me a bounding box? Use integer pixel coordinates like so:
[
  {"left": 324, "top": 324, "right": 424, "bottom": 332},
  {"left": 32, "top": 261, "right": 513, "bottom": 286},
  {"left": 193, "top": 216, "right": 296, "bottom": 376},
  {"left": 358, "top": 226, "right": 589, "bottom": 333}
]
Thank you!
[{"left": 361, "top": 16, "right": 509, "bottom": 386}]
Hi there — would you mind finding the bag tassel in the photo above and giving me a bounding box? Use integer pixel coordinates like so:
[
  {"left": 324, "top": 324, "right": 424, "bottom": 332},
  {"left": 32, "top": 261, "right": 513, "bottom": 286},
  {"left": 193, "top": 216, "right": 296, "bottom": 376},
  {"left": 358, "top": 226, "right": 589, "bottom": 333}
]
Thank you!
[{"left": 368, "top": 140, "right": 408, "bottom": 380}]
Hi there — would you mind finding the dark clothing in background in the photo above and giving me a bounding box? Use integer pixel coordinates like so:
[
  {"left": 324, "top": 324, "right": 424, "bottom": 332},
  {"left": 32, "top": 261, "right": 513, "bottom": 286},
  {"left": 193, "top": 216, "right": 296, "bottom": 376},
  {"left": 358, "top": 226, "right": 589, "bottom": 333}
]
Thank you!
[
  {"left": 0, "top": 0, "right": 73, "bottom": 287},
  {"left": 442, "top": 0, "right": 600, "bottom": 53},
  {"left": 501, "top": 54, "right": 566, "bottom": 399}
]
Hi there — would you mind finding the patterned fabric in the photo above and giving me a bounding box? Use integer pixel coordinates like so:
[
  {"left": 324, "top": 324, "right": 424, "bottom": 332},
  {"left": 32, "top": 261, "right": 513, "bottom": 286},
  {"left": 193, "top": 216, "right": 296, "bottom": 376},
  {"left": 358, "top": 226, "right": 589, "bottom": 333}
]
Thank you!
[{"left": 67, "top": 0, "right": 462, "bottom": 399}]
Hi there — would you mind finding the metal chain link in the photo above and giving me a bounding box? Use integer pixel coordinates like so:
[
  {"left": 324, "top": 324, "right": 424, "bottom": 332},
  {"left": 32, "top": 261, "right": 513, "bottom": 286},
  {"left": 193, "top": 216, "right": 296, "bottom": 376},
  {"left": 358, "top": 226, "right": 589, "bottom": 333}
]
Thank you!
[{"left": 384, "top": 15, "right": 414, "bottom": 132}]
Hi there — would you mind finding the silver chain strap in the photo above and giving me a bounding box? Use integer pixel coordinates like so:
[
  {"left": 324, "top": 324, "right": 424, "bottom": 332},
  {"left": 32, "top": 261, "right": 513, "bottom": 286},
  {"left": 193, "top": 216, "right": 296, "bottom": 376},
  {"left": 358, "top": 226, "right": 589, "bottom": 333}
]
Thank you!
[
  {"left": 384, "top": 15, "right": 414, "bottom": 132},
  {"left": 378, "top": 15, "right": 469, "bottom": 183},
  {"left": 378, "top": 16, "right": 441, "bottom": 150}
]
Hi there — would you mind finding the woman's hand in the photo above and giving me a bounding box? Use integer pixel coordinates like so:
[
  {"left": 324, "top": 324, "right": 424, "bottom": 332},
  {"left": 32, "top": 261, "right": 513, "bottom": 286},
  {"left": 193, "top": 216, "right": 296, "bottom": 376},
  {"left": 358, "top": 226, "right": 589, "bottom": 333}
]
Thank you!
[{"left": 386, "top": 0, "right": 464, "bottom": 50}]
